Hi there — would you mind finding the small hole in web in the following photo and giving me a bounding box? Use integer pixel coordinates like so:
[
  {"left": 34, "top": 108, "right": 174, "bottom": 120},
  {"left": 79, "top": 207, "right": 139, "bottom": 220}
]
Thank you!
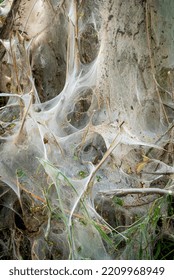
[
  {"left": 13, "top": 200, "right": 26, "bottom": 230},
  {"left": 14, "top": 213, "right": 26, "bottom": 230},
  {"left": 67, "top": 88, "right": 93, "bottom": 129},
  {"left": 83, "top": 144, "right": 93, "bottom": 153},
  {"left": 0, "top": 96, "right": 8, "bottom": 108}
]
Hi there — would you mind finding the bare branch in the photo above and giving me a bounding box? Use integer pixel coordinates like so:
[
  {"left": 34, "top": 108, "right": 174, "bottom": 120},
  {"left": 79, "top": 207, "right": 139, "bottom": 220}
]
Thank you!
[{"left": 100, "top": 187, "right": 174, "bottom": 197}]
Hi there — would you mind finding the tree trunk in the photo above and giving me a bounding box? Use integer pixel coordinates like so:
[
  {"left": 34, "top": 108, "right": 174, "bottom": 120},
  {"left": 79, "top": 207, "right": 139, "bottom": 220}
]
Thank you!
[{"left": 0, "top": 0, "right": 174, "bottom": 260}]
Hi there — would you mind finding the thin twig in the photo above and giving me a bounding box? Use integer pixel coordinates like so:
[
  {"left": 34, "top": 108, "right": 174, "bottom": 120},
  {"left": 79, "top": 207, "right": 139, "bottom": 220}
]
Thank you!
[
  {"left": 100, "top": 187, "right": 174, "bottom": 197},
  {"left": 14, "top": 94, "right": 33, "bottom": 143}
]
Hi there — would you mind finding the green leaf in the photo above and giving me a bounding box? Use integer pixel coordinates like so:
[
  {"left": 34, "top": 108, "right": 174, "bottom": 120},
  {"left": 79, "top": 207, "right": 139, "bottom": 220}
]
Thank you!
[
  {"left": 96, "top": 175, "right": 102, "bottom": 182},
  {"left": 113, "top": 196, "right": 123, "bottom": 206},
  {"left": 78, "top": 170, "right": 88, "bottom": 178},
  {"left": 16, "top": 168, "right": 26, "bottom": 178}
]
